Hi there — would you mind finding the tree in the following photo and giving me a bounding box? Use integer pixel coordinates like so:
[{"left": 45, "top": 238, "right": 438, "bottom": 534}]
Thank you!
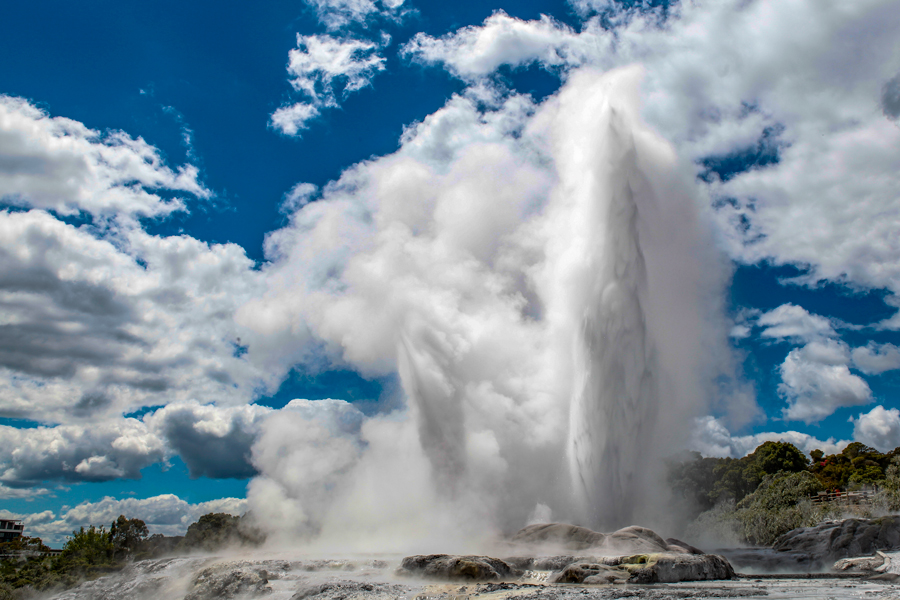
[
  {"left": 109, "top": 515, "right": 148, "bottom": 560},
  {"left": 59, "top": 525, "right": 113, "bottom": 567},
  {"left": 751, "top": 441, "right": 809, "bottom": 475}
]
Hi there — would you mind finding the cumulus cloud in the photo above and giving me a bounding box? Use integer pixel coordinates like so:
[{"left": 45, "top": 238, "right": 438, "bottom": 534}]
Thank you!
[
  {"left": 851, "top": 342, "right": 900, "bottom": 375},
  {"left": 403, "top": 1, "right": 900, "bottom": 305},
  {"left": 402, "top": 11, "right": 594, "bottom": 80},
  {"left": 0, "top": 419, "right": 165, "bottom": 486},
  {"left": 0, "top": 483, "right": 50, "bottom": 500},
  {"left": 145, "top": 401, "right": 272, "bottom": 479},
  {"left": 0, "top": 99, "right": 292, "bottom": 424},
  {"left": 0, "top": 96, "right": 208, "bottom": 219},
  {"left": 779, "top": 340, "right": 872, "bottom": 423},
  {"left": 0, "top": 208, "right": 273, "bottom": 423},
  {"left": 692, "top": 415, "right": 848, "bottom": 459},
  {"left": 852, "top": 405, "right": 900, "bottom": 451},
  {"left": 271, "top": 35, "right": 386, "bottom": 136},
  {"left": 5, "top": 494, "right": 247, "bottom": 544},
  {"left": 756, "top": 304, "right": 837, "bottom": 343}
]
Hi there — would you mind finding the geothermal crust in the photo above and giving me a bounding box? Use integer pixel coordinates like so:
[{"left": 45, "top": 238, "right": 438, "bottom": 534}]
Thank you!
[{"left": 397, "top": 523, "right": 735, "bottom": 585}]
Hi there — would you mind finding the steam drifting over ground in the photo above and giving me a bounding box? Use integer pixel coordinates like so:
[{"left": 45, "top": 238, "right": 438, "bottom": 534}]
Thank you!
[{"left": 240, "top": 66, "right": 731, "bottom": 551}]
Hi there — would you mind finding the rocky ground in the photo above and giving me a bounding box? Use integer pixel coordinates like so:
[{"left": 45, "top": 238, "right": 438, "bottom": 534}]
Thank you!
[
  {"left": 42, "top": 520, "right": 900, "bottom": 600},
  {"left": 43, "top": 556, "right": 900, "bottom": 600}
]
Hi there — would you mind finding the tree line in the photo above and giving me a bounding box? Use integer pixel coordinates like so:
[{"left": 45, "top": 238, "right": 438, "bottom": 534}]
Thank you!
[
  {"left": 668, "top": 441, "right": 900, "bottom": 546},
  {"left": 0, "top": 512, "right": 264, "bottom": 597}
]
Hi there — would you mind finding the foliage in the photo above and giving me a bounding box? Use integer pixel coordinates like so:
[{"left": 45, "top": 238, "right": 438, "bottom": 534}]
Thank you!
[
  {"left": 110, "top": 516, "right": 148, "bottom": 560},
  {"left": 179, "top": 513, "right": 265, "bottom": 552},
  {"left": 687, "top": 470, "right": 827, "bottom": 547},
  {"left": 733, "top": 470, "right": 825, "bottom": 546},
  {"left": 873, "top": 455, "right": 900, "bottom": 511},
  {"left": 752, "top": 440, "right": 810, "bottom": 476},
  {"left": 0, "top": 512, "right": 263, "bottom": 594},
  {"left": 807, "top": 442, "right": 890, "bottom": 489},
  {"left": 669, "top": 441, "right": 812, "bottom": 515}
]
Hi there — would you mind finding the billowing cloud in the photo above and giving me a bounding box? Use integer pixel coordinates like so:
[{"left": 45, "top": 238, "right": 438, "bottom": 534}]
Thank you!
[
  {"left": 271, "top": 35, "right": 387, "bottom": 136},
  {"left": 403, "top": 1, "right": 900, "bottom": 305},
  {"left": 0, "top": 98, "right": 286, "bottom": 425},
  {"left": 0, "top": 208, "right": 273, "bottom": 423},
  {"left": 756, "top": 304, "right": 837, "bottom": 344},
  {"left": 0, "top": 420, "right": 165, "bottom": 486},
  {"left": 0, "top": 96, "right": 208, "bottom": 218},
  {"left": 779, "top": 340, "right": 872, "bottom": 423},
  {"left": 402, "top": 11, "right": 593, "bottom": 80},
  {"left": 852, "top": 406, "right": 900, "bottom": 452},
  {"left": 691, "top": 415, "right": 848, "bottom": 459},
  {"left": 145, "top": 401, "right": 272, "bottom": 479},
  {"left": 852, "top": 342, "right": 900, "bottom": 375},
  {"left": 247, "top": 399, "right": 365, "bottom": 538}
]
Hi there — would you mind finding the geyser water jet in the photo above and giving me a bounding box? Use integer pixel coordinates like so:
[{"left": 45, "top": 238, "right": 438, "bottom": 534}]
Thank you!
[{"left": 246, "top": 65, "right": 728, "bottom": 548}]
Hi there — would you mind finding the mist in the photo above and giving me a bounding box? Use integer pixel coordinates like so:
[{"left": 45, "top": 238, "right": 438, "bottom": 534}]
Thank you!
[{"left": 238, "top": 65, "right": 732, "bottom": 553}]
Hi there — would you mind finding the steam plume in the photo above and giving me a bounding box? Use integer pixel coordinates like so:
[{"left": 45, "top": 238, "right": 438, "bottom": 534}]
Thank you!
[{"left": 243, "top": 66, "right": 729, "bottom": 549}]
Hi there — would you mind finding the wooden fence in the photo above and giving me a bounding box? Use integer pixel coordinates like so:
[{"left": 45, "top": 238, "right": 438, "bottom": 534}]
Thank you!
[{"left": 811, "top": 489, "right": 877, "bottom": 508}]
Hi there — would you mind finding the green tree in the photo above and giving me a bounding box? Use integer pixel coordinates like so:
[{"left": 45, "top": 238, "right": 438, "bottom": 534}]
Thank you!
[
  {"left": 751, "top": 441, "right": 809, "bottom": 475},
  {"left": 109, "top": 515, "right": 148, "bottom": 560}
]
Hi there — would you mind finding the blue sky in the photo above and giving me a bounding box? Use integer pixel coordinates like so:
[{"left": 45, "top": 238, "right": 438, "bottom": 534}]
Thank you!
[{"left": 2, "top": 0, "right": 900, "bottom": 544}]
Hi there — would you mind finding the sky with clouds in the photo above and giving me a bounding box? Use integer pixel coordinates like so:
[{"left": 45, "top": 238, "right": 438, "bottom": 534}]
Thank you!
[{"left": 1, "top": 0, "right": 899, "bottom": 545}]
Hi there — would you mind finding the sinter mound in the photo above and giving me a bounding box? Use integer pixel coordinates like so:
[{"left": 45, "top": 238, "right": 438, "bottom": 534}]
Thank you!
[{"left": 399, "top": 523, "right": 734, "bottom": 584}]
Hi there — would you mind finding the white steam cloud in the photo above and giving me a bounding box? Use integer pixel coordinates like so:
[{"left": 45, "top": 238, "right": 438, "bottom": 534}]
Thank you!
[{"left": 242, "top": 66, "right": 730, "bottom": 547}]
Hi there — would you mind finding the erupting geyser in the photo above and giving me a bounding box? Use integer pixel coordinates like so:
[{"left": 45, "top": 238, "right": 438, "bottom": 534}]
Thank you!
[{"left": 245, "top": 65, "right": 727, "bottom": 549}]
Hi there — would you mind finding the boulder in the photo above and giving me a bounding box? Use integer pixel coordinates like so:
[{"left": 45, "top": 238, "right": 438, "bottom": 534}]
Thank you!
[
  {"left": 184, "top": 565, "right": 271, "bottom": 600},
  {"left": 508, "top": 523, "right": 692, "bottom": 555},
  {"left": 396, "top": 554, "right": 522, "bottom": 582},
  {"left": 550, "top": 553, "right": 734, "bottom": 584},
  {"left": 773, "top": 517, "right": 900, "bottom": 566},
  {"left": 833, "top": 553, "right": 886, "bottom": 572}
]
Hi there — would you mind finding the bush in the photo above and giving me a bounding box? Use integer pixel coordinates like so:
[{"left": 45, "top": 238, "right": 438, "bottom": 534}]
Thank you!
[{"left": 689, "top": 471, "right": 828, "bottom": 547}]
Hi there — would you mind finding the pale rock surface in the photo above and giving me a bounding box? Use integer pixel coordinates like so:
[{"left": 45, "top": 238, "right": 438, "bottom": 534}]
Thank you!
[
  {"left": 774, "top": 517, "right": 900, "bottom": 566},
  {"left": 550, "top": 553, "right": 734, "bottom": 584},
  {"left": 396, "top": 554, "right": 522, "bottom": 581}
]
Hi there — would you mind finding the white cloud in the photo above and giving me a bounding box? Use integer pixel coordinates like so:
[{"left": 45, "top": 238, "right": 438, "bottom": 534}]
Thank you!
[
  {"left": 402, "top": 1, "right": 900, "bottom": 305},
  {"left": 8, "top": 494, "right": 247, "bottom": 544},
  {"left": 852, "top": 405, "right": 900, "bottom": 452},
  {"left": 303, "top": 0, "right": 407, "bottom": 30},
  {"left": 0, "top": 96, "right": 209, "bottom": 218},
  {"left": 247, "top": 399, "right": 365, "bottom": 539},
  {"left": 270, "top": 103, "right": 320, "bottom": 137},
  {"left": 756, "top": 304, "right": 837, "bottom": 343},
  {"left": 271, "top": 35, "right": 386, "bottom": 136},
  {"left": 144, "top": 401, "right": 272, "bottom": 479},
  {"left": 691, "top": 415, "right": 848, "bottom": 459},
  {"left": 402, "top": 11, "right": 594, "bottom": 80},
  {"left": 0, "top": 483, "right": 50, "bottom": 500},
  {"left": 779, "top": 340, "right": 872, "bottom": 423},
  {"left": 0, "top": 419, "right": 165, "bottom": 486},
  {"left": 852, "top": 342, "right": 900, "bottom": 375},
  {"left": 247, "top": 64, "right": 736, "bottom": 538},
  {"left": 0, "top": 208, "right": 274, "bottom": 423}
]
